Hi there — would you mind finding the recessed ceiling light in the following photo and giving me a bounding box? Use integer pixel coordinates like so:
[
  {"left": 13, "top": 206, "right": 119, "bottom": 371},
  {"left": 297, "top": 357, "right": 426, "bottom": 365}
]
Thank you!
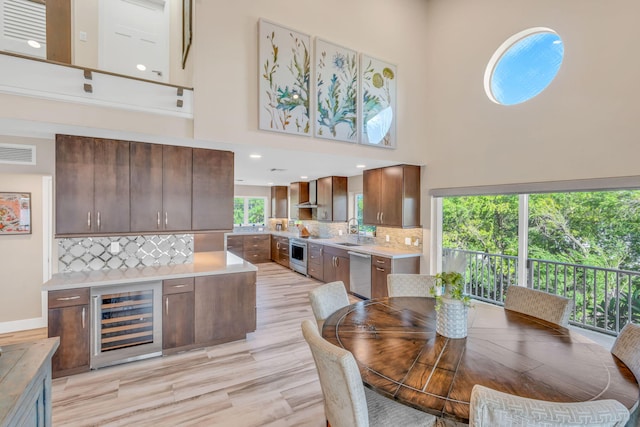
[
  {"left": 267, "top": 182, "right": 274, "bottom": 185},
  {"left": 356, "top": 164, "right": 366, "bottom": 168},
  {"left": 27, "top": 40, "right": 41, "bottom": 49},
  {"left": 136, "top": 64, "right": 146, "bottom": 71},
  {"left": 300, "top": 176, "right": 308, "bottom": 179},
  {"left": 249, "top": 154, "right": 262, "bottom": 159}
]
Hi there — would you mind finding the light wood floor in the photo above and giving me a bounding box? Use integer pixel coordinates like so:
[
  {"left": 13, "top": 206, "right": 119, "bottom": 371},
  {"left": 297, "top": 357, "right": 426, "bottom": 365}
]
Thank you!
[{"left": 4, "top": 263, "right": 333, "bottom": 426}]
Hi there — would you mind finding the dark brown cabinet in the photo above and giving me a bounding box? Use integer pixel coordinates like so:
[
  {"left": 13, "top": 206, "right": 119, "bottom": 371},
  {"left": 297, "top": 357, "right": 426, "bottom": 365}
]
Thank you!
[
  {"left": 162, "top": 278, "right": 195, "bottom": 351},
  {"left": 363, "top": 165, "right": 421, "bottom": 228},
  {"left": 323, "top": 245, "right": 350, "bottom": 290},
  {"left": 55, "top": 135, "right": 130, "bottom": 235},
  {"left": 192, "top": 149, "right": 234, "bottom": 230},
  {"left": 270, "top": 186, "right": 288, "bottom": 219},
  {"left": 130, "top": 143, "right": 192, "bottom": 232},
  {"left": 290, "top": 182, "right": 312, "bottom": 220},
  {"left": 370, "top": 255, "right": 420, "bottom": 298},
  {"left": 47, "top": 288, "right": 90, "bottom": 378},
  {"left": 271, "top": 235, "right": 290, "bottom": 268},
  {"left": 194, "top": 272, "right": 257, "bottom": 345},
  {"left": 316, "top": 176, "right": 348, "bottom": 222},
  {"left": 242, "top": 234, "right": 271, "bottom": 263},
  {"left": 308, "top": 242, "right": 324, "bottom": 281},
  {"left": 226, "top": 235, "right": 244, "bottom": 258}
]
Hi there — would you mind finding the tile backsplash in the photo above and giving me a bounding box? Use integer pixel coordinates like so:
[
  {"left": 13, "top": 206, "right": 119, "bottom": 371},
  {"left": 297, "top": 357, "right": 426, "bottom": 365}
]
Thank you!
[{"left": 58, "top": 234, "right": 194, "bottom": 272}]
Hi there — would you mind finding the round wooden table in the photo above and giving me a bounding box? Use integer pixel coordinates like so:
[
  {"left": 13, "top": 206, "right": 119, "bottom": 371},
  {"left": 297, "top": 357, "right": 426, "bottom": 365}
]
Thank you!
[{"left": 321, "top": 297, "right": 640, "bottom": 423}]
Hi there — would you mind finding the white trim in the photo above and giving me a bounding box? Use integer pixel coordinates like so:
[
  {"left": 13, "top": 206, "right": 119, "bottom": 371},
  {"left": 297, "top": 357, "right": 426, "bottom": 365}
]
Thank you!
[
  {"left": 42, "top": 175, "right": 52, "bottom": 282},
  {"left": 0, "top": 312, "right": 46, "bottom": 334},
  {"left": 517, "top": 194, "right": 528, "bottom": 286},
  {"left": 431, "top": 196, "right": 442, "bottom": 275}
]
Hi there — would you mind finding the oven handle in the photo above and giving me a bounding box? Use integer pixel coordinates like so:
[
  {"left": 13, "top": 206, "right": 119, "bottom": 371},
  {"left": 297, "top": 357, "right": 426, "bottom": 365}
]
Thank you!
[{"left": 92, "top": 295, "right": 100, "bottom": 357}]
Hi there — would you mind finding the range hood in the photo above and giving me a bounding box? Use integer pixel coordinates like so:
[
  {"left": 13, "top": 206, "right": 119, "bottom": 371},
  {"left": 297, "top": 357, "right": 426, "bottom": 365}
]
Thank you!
[{"left": 294, "top": 201, "right": 318, "bottom": 208}]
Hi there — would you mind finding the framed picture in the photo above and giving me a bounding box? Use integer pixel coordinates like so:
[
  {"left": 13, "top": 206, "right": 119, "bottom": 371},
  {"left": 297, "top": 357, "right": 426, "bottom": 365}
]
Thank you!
[
  {"left": 314, "top": 38, "right": 358, "bottom": 143},
  {"left": 182, "top": 0, "right": 193, "bottom": 69},
  {"left": 0, "top": 192, "right": 31, "bottom": 235},
  {"left": 258, "top": 19, "right": 311, "bottom": 136},
  {"left": 360, "top": 54, "right": 397, "bottom": 148}
]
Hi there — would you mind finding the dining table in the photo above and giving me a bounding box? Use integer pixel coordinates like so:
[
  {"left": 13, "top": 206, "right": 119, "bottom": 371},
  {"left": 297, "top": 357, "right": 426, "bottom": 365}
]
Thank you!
[{"left": 321, "top": 297, "right": 640, "bottom": 424}]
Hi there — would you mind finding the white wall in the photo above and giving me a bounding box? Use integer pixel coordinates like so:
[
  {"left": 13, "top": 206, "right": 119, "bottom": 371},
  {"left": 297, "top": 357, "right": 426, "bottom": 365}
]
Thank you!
[{"left": 192, "top": 0, "right": 430, "bottom": 165}]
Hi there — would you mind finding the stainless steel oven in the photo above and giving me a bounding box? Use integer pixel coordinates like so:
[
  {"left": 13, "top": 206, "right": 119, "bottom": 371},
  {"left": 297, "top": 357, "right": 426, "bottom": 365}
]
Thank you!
[
  {"left": 90, "top": 281, "right": 163, "bottom": 369},
  {"left": 290, "top": 238, "right": 308, "bottom": 276}
]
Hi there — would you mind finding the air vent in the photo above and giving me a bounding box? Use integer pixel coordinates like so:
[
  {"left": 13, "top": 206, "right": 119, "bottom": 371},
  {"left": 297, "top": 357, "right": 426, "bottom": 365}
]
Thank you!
[
  {"left": 0, "top": 143, "right": 36, "bottom": 165},
  {"left": 270, "top": 168, "right": 286, "bottom": 172},
  {"left": 3, "top": 0, "right": 46, "bottom": 44}
]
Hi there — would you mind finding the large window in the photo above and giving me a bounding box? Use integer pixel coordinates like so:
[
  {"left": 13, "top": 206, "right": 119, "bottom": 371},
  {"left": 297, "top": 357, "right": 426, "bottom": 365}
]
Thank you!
[
  {"left": 233, "top": 197, "right": 267, "bottom": 226},
  {"left": 355, "top": 193, "right": 376, "bottom": 235}
]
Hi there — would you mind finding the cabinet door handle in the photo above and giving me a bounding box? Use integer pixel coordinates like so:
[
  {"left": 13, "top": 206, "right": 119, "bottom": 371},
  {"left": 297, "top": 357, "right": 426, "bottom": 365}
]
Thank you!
[
  {"left": 87, "top": 211, "right": 91, "bottom": 229},
  {"left": 171, "top": 284, "right": 187, "bottom": 288},
  {"left": 376, "top": 267, "right": 385, "bottom": 272},
  {"left": 335, "top": 257, "right": 340, "bottom": 268},
  {"left": 165, "top": 296, "right": 169, "bottom": 315},
  {"left": 81, "top": 307, "right": 86, "bottom": 329},
  {"left": 92, "top": 296, "right": 100, "bottom": 356},
  {"left": 56, "top": 295, "right": 80, "bottom": 301},
  {"left": 97, "top": 211, "right": 101, "bottom": 230},
  {"left": 380, "top": 212, "right": 384, "bottom": 223},
  {"left": 276, "top": 242, "right": 280, "bottom": 250},
  {"left": 157, "top": 212, "right": 161, "bottom": 228},
  {"left": 376, "top": 259, "right": 385, "bottom": 264},
  {"left": 165, "top": 212, "right": 168, "bottom": 227}
]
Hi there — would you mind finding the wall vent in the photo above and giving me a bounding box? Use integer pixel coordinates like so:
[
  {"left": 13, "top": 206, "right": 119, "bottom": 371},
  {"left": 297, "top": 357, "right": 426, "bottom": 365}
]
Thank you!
[{"left": 0, "top": 143, "right": 36, "bottom": 165}]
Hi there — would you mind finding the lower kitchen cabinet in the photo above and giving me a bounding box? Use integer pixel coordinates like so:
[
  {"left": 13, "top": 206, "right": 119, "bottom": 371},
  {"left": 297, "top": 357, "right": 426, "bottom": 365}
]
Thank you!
[
  {"left": 47, "top": 288, "right": 90, "bottom": 378},
  {"left": 371, "top": 255, "right": 420, "bottom": 299},
  {"left": 242, "top": 234, "right": 271, "bottom": 263},
  {"left": 162, "top": 278, "right": 195, "bottom": 351},
  {"left": 308, "top": 242, "right": 324, "bottom": 281},
  {"left": 226, "top": 235, "right": 244, "bottom": 258},
  {"left": 194, "top": 272, "right": 257, "bottom": 345},
  {"left": 271, "top": 235, "right": 290, "bottom": 268},
  {"left": 323, "top": 246, "right": 350, "bottom": 290}
]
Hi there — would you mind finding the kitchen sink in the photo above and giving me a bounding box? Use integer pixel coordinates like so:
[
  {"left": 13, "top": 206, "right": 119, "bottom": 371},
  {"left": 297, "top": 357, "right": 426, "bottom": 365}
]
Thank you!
[{"left": 335, "top": 242, "right": 361, "bottom": 247}]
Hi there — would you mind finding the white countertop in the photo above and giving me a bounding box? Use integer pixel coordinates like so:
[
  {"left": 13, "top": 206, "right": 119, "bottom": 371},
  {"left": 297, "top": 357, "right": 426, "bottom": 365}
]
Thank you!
[
  {"left": 225, "top": 231, "right": 422, "bottom": 259},
  {"left": 43, "top": 251, "right": 258, "bottom": 291}
]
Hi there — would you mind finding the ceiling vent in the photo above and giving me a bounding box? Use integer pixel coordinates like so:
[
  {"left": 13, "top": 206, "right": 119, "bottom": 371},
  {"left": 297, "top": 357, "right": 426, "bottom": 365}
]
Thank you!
[
  {"left": 270, "top": 168, "right": 286, "bottom": 172},
  {"left": 0, "top": 143, "right": 36, "bottom": 165}
]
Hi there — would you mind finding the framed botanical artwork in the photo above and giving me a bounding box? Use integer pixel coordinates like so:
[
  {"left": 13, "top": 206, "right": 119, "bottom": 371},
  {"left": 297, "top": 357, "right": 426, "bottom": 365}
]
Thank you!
[
  {"left": 360, "top": 54, "right": 397, "bottom": 148},
  {"left": 258, "top": 19, "right": 311, "bottom": 136},
  {"left": 0, "top": 192, "right": 31, "bottom": 235},
  {"left": 314, "top": 38, "right": 358, "bottom": 143}
]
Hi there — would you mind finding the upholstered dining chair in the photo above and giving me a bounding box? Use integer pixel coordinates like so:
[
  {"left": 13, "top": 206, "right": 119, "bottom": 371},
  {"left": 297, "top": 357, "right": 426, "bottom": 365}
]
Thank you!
[
  {"left": 504, "top": 285, "right": 573, "bottom": 327},
  {"left": 611, "top": 322, "right": 640, "bottom": 427},
  {"left": 387, "top": 274, "right": 437, "bottom": 297},
  {"left": 301, "top": 319, "right": 436, "bottom": 427},
  {"left": 308, "top": 281, "right": 350, "bottom": 331},
  {"left": 469, "top": 384, "right": 630, "bottom": 427}
]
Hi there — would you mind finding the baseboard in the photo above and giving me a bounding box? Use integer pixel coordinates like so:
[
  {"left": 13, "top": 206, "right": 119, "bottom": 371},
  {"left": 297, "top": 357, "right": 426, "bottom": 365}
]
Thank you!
[{"left": 0, "top": 316, "right": 46, "bottom": 334}]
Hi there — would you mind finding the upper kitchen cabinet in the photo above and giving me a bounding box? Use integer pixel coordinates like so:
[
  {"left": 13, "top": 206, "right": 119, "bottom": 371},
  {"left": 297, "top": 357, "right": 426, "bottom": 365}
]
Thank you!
[
  {"left": 363, "top": 165, "right": 421, "bottom": 228},
  {"left": 56, "top": 135, "right": 130, "bottom": 236},
  {"left": 290, "top": 181, "right": 312, "bottom": 220},
  {"left": 316, "top": 176, "right": 347, "bottom": 222},
  {"left": 192, "top": 149, "right": 234, "bottom": 230},
  {"left": 130, "top": 143, "right": 192, "bottom": 232},
  {"left": 270, "top": 186, "right": 288, "bottom": 219}
]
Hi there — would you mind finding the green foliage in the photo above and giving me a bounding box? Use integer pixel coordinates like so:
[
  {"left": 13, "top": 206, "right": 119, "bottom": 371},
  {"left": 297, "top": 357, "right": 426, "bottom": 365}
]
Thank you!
[
  {"left": 316, "top": 51, "right": 357, "bottom": 138},
  {"left": 431, "top": 271, "right": 471, "bottom": 309}
]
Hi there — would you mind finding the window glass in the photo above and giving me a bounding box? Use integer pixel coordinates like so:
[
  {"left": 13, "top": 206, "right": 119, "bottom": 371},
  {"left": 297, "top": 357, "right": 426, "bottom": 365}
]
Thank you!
[
  {"left": 355, "top": 193, "right": 376, "bottom": 235},
  {"left": 234, "top": 197, "right": 267, "bottom": 226},
  {"left": 485, "top": 28, "right": 564, "bottom": 105}
]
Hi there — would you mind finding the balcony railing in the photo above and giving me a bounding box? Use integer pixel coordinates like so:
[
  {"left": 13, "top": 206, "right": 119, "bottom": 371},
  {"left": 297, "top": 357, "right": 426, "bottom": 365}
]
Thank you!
[{"left": 444, "top": 248, "right": 640, "bottom": 336}]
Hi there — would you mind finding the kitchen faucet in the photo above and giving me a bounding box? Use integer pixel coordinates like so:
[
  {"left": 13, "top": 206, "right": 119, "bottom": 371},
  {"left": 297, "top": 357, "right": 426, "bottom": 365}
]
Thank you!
[{"left": 347, "top": 217, "right": 362, "bottom": 243}]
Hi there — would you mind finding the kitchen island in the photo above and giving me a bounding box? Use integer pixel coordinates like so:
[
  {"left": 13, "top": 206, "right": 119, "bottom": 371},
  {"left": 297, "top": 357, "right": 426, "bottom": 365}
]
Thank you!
[{"left": 43, "top": 252, "right": 257, "bottom": 377}]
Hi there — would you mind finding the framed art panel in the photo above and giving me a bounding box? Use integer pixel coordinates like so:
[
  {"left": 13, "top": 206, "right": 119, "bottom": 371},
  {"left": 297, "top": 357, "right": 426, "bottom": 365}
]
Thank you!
[
  {"left": 182, "top": 0, "right": 193, "bottom": 69},
  {"left": 314, "top": 38, "right": 358, "bottom": 143},
  {"left": 0, "top": 192, "right": 31, "bottom": 235},
  {"left": 360, "top": 54, "right": 397, "bottom": 148},
  {"left": 258, "top": 19, "right": 311, "bottom": 136}
]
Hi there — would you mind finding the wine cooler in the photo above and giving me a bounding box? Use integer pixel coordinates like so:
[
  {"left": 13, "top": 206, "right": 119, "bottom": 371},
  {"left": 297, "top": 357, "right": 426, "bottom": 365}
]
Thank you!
[{"left": 90, "top": 281, "right": 162, "bottom": 369}]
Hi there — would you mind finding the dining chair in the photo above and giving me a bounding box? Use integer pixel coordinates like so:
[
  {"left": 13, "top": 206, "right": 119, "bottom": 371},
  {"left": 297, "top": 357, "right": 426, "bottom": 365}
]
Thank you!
[
  {"left": 387, "top": 274, "right": 437, "bottom": 297},
  {"left": 301, "top": 319, "right": 436, "bottom": 427},
  {"left": 469, "top": 384, "right": 630, "bottom": 427},
  {"left": 308, "top": 281, "right": 350, "bottom": 331},
  {"left": 504, "top": 285, "right": 573, "bottom": 327},
  {"left": 611, "top": 322, "right": 640, "bottom": 427}
]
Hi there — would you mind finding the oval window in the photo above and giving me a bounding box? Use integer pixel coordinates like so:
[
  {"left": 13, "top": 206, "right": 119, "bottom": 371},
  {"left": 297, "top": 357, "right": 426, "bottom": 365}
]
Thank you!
[{"left": 484, "top": 27, "right": 564, "bottom": 105}]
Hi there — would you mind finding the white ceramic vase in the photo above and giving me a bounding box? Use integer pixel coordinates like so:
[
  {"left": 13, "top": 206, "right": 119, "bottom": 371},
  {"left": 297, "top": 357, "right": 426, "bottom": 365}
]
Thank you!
[{"left": 436, "top": 297, "right": 468, "bottom": 339}]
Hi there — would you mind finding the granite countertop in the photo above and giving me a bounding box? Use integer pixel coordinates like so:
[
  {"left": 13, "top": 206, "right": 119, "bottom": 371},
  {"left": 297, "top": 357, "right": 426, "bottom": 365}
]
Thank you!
[
  {"left": 225, "top": 230, "right": 422, "bottom": 259},
  {"left": 43, "top": 251, "right": 258, "bottom": 291}
]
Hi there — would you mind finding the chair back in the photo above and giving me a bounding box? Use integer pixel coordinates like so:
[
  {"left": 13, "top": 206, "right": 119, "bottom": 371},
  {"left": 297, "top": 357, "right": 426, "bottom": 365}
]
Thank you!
[
  {"left": 387, "top": 274, "right": 436, "bottom": 298},
  {"left": 308, "top": 281, "right": 350, "bottom": 331},
  {"left": 504, "top": 285, "right": 573, "bottom": 327},
  {"left": 612, "top": 322, "right": 640, "bottom": 381},
  {"left": 301, "top": 319, "right": 368, "bottom": 427},
  {"left": 469, "top": 384, "right": 630, "bottom": 427}
]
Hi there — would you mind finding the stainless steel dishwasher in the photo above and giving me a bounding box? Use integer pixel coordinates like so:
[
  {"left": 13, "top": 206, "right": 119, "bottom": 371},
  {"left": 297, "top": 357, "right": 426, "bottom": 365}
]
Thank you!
[{"left": 349, "top": 251, "right": 372, "bottom": 299}]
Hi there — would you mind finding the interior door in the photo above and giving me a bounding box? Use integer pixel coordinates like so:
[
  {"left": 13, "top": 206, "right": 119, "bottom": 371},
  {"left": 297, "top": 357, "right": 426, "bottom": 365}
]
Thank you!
[{"left": 99, "top": 0, "right": 169, "bottom": 82}]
